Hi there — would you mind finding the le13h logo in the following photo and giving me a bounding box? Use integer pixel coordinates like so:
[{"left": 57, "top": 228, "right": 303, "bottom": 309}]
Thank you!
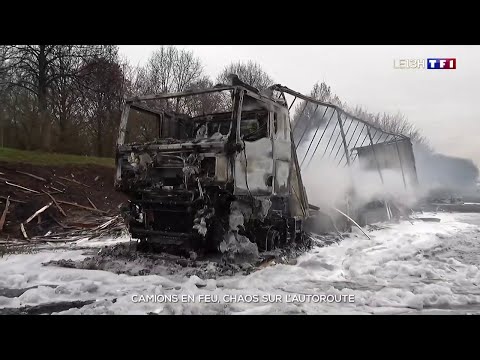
[{"left": 394, "top": 58, "right": 456, "bottom": 69}]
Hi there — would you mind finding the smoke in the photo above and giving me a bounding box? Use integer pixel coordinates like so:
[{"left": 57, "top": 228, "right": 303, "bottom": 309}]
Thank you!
[
  {"left": 413, "top": 142, "right": 479, "bottom": 197},
  {"left": 302, "top": 157, "right": 423, "bottom": 218},
  {"left": 302, "top": 143, "right": 480, "bottom": 219},
  {"left": 302, "top": 146, "right": 480, "bottom": 220},
  {"left": 351, "top": 167, "right": 421, "bottom": 207},
  {"left": 302, "top": 158, "right": 351, "bottom": 210}
]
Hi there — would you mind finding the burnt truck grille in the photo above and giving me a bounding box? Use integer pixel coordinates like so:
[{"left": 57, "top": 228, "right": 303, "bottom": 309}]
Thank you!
[
  {"left": 117, "top": 145, "right": 230, "bottom": 194},
  {"left": 129, "top": 198, "right": 195, "bottom": 242}
]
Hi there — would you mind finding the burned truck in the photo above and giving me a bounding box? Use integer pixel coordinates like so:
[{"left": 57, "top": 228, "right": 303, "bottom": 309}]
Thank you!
[{"left": 115, "top": 79, "right": 310, "bottom": 254}]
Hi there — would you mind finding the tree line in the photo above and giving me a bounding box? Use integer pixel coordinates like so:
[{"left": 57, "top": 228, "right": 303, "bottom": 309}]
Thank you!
[
  {"left": 2, "top": 45, "right": 475, "bottom": 190},
  {"left": 0, "top": 44, "right": 452, "bottom": 158},
  {"left": 0, "top": 46, "right": 278, "bottom": 157}
]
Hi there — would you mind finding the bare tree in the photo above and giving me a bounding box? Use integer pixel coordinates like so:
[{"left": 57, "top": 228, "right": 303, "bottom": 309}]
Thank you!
[
  {"left": 80, "top": 48, "right": 125, "bottom": 156},
  {"left": 0, "top": 46, "right": 11, "bottom": 92},
  {"left": 0, "top": 48, "right": 40, "bottom": 150},
  {"left": 216, "top": 61, "right": 274, "bottom": 90},
  {"left": 123, "top": 46, "right": 210, "bottom": 142},
  {"left": 49, "top": 50, "right": 86, "bottom": 153},
  {"left": 140, "top": 46, "right": 176, "bottom": 94},
  {"left": 292, "top": 81, "right": 344, "bottom": 143},
  {"left": 292, "top": 80, "right": 429, "bottom": 150},
  {"left": 172, "top": 49, "right": 203, "bottom": 93},
  {"left": 350, "top": 105, "right": 428, "bottom": 146},
  {"left": 182, "top": 77, "right": 230, "bottom": 116},
  {"left": 0, "top": 46, "right": 11, "bottom": 147},
  {"left": 135, "top": 46, "right": 204, "bottom": 95},
  {"left": 2, "top": 45, "right": 106, "bottom": 150}
]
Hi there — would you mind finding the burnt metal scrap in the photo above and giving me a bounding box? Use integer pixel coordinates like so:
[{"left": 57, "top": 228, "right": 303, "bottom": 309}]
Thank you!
[
  {"left": 271, "top": 84, "right": 419, "bottom": 225},
  {"left": 270, "top": 85, "right": 416, "bottom": 180},
  {"left": 116, "top": 79, "right": 308, "bottom": 259},
  {"left": 115, "top": 78, "right": 418, "bottom": 257}
]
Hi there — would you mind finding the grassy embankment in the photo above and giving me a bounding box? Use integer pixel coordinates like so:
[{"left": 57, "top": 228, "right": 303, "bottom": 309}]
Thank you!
[{"left": 0, "top": 147, "right": 114, "bottom": 168}]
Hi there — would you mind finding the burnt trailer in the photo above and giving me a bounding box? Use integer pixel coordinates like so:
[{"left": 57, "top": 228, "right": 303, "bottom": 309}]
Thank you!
[
  {"left": 115, "top": 78, "right": 310, "bottom": 254},
  {"left": 354, "top": 137, "right": 419, "bottom": 188}
]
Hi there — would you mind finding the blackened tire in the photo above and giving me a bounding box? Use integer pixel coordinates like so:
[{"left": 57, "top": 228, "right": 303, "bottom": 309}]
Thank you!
[{"left": 206, "top": 220, "right": 225, "bottom": 253}]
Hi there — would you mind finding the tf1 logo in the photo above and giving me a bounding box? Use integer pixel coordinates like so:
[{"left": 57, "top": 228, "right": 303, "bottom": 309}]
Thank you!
[
  {"left": 427, "top": 58, "right": 456, "bottom": 69},
  {"left": 394, "top": 58, "right": 456, "bottom": 69}
]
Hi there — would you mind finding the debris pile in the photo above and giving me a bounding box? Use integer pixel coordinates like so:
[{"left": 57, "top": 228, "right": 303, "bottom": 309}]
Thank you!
[{"left": 0, "top": 162, "right": 128, "bottom": 246}]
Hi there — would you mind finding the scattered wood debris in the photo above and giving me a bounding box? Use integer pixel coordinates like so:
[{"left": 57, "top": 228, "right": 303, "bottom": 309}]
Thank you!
[
  {"left": 0, "top": 164, "right": 128, "bottom": 244},
  {"left": 0, "top": 196, "right": 10, "bottom": 231},
  {"left": 31, "top": 237, "right": 85, "bottom": 243},
  {"left": 20, "top": 223, "right": 29, "bottom": 239},
  {"left": 30, "top": 215, "right": 126, "bottom": 242},
  {"left": 49, "top": 186, "right": 64, "bottom": 193},
  {"left": 54, "top": 180, "right": 67, "bottom": 188},
  {"left": 26, "top": 203, "right": 53, "bottom": 224},
  {"left": 57, "top": 200, "right": 106, "bottom": 214},
  {"left": 5, "top": 181, "right": 41, "bottom": 194},
  {"left": 16, "top": 170, "right": 47, "bottom": 182},
  {"left": 42, "top": 190, "right": 67, "bottom": 217},
  {"left": 0, "top": 196, "right": 26, "bottom": 204},
  {"left": 58, "top": 176, "right": 90, "bottom": 188},
  {"left": 33, "top": 190, "right": 62, "bottom": 197},
  {"left": 87, "top": 197, "right": 97, "bottom": 210},
  {"left": 93, "top": 216, "right": 119, "bottom": 231}
]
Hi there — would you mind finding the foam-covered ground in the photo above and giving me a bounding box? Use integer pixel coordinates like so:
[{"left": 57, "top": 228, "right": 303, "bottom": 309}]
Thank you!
[{"left": 1, "top": 212, "right": 480, "bottom": 314}]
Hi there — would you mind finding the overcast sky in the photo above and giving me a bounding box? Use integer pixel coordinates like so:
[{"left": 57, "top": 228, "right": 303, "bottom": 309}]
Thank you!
[{"left": 119, "top": 45, "right": 480, "bottom": 167}]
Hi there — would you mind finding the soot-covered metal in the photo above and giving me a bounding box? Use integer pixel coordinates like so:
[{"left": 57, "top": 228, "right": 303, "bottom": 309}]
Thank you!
[{"left": 115, "top": 78, "right": 309, "bottom": 259}]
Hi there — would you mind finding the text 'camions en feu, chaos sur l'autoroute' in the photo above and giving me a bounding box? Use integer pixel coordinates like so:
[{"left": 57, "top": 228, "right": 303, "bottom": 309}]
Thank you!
[{"left": 131, "top": 294, "right": 356, "bottom": 304}]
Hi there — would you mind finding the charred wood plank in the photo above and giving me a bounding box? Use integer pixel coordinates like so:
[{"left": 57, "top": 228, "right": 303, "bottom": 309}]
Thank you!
[
  {"left": 34, "top": 191, "right": 62, "bottom": 197},
  {"left": 42, "top": 190, "right": 67, "bottom": 217},
  {"left": 0, "top": 195, "right": 26, "bottom": 204},
  {"left": 49, "top": 186, "right": 64, "bottom": 193},
  {"left": 16, "top": 170, "right": 47, "bottom": 182},
  {"left": 25, "top": 202, "right": 53, "bottom": 224},
  {"left": 0, "top": 196, "right": 10, "bottom": 231},
  {"left": 86, "top": 197, "right": 97, "bottom": 210},
  {"left": 20, "top": 223, "right": 29, "bottom": 240},
  {"left": 57, "top": 200, "right": 107, "bottom": 214},
  {"left": 57, "top": 176, "right": 90, "bottom": 188},
  {"left": 54, "top": 180, "right": 67, "bottom": 188},
  {"left": 5, "top": 181, "right": 41, "bottom": 194}
]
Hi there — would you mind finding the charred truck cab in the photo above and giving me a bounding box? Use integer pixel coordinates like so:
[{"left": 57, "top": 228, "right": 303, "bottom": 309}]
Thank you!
[{"left": 115, "top": 79, "right": 309, "bottom": 255}]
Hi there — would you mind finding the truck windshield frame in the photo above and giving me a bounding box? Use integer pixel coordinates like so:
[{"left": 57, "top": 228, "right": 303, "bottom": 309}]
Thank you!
[{"left": 117, "top": 85, "right": 287, "bottom": 147}]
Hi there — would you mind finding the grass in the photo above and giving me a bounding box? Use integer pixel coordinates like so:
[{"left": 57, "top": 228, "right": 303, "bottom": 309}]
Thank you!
[{"left": 0, "top": 147, "right": 114, "bottom": 168}]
